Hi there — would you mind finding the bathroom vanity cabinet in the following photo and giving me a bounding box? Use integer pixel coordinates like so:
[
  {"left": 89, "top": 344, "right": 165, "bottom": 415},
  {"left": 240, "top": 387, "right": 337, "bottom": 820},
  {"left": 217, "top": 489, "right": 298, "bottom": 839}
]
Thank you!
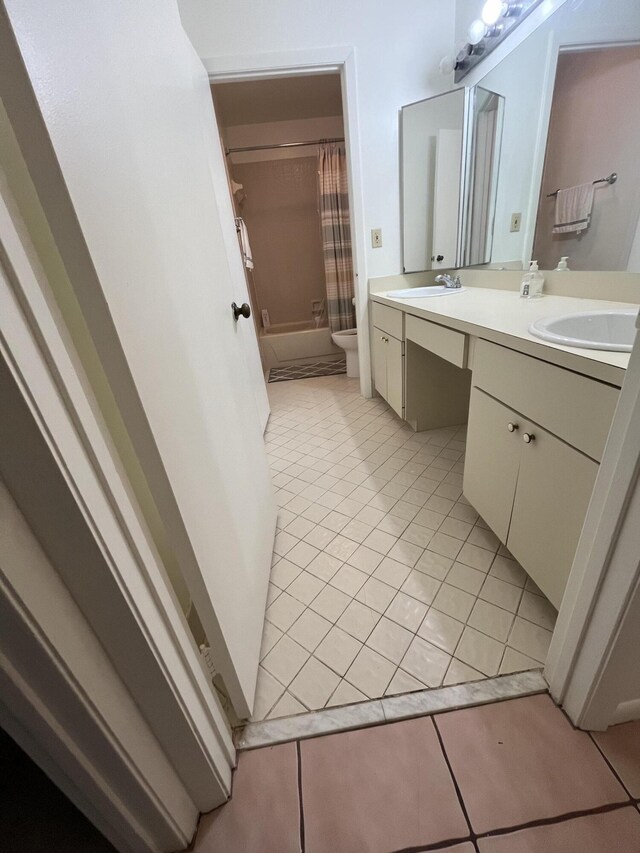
[
  {"left": 369, "top": 288, "right": 626, "bottom": 610},
  {"left": 372, "top": 304, "right": 404, "bottom": 418},
  {"left": 464, "top": 340, "right": 618, "bottom": 609}
]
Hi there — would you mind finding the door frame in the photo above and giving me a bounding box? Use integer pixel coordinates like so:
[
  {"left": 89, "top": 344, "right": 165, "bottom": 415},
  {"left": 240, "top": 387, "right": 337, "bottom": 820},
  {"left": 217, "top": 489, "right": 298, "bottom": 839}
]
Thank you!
[
  {"left": 0, "top": 168, "right": 234, "bottom": 848},
  {"left": 203, "top": 46, "right": 373, "bottom": 397},
  {"left": 546, "top": 317, "right": 640, "bottom": 730}
]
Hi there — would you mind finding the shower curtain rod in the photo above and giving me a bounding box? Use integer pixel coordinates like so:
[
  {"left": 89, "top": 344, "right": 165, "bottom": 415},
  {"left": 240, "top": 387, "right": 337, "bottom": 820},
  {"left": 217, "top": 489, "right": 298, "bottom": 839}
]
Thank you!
[{"left": 225, "top": 137, "right": 344, "bottom": 154}]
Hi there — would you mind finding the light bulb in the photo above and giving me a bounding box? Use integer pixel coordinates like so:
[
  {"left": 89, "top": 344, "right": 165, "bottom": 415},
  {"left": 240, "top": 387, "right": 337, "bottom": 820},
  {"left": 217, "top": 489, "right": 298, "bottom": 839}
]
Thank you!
[
  {"left": 439, "top": 55, "right": 456, "bottom": 75},
  {"left": 468, "top": 18, "right": 487, "bottom": 45},
  {"left": 481, "top": 0, "right": 505, "bottom": 25}
]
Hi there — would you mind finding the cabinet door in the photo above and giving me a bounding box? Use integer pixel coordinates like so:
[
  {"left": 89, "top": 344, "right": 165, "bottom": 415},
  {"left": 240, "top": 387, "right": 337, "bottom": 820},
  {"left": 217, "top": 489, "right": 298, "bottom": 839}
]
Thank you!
[
  {"left": 463, "top": 388, "right": 521, "bottom": 543},
  {"left": 508, "top": 422, "right": 597, "bottom": 610},
  {"left": 373, "top": 327, "right": 388, "bottom": 401},
  {"left": 386, "top": 334, "right": 404, "bottom": 418}
]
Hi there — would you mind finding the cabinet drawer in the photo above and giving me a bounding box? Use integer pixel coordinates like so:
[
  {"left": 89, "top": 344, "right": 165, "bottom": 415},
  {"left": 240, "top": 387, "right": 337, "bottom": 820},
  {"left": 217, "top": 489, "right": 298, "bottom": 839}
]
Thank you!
[
  {"left": 371, "top": 303, "right": 403, "bottom": 339},
  {"left": 473, "top": 339, "right": 618, "bottom": 462},
  {"left": 405, "top": 314, "right": 467, "bottom": 368}
]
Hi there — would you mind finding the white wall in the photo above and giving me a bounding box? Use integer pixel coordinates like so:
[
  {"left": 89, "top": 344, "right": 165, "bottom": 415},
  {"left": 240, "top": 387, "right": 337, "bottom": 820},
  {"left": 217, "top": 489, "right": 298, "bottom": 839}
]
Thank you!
[{"left": 177, "top": 0, "right": 456, "bottom": 279}]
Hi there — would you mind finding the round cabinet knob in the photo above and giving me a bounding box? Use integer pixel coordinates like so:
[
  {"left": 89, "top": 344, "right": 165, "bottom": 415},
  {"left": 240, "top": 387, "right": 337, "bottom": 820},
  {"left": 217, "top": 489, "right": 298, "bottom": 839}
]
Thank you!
[
  {"left": 232, "top": 302, "right": 251, "bottom": 320},
  {"left": 436, "top": 254, "right": 444, "bottom": 262},
  {"left": 507, "top": 422, "right": 519, "bottom": 432},
  {"left": 523, "top": 432, "right": 535, "bottom": 444}
]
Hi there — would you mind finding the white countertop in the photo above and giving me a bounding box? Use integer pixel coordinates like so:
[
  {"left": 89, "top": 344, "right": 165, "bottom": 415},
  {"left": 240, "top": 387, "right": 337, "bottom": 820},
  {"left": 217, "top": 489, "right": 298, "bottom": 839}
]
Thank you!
[{"left": 371, "top": 287, "right": 637, "bottom": 386}]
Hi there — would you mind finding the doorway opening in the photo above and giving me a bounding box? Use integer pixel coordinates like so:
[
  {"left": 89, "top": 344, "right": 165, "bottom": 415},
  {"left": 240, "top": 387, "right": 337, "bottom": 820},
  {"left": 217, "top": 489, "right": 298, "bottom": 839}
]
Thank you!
[{"left": 210, "top": 73, "right": 358, "bottom": 382}]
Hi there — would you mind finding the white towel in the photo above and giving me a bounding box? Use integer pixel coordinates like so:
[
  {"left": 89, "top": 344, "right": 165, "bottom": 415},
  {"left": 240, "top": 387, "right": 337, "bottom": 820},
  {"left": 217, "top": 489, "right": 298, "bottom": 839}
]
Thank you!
[
  {"left": 553, "top": 182, "right": 594, "bottom": 235},
  {"left": 236, "top": 217, "right": 254, "bottom": 270}
]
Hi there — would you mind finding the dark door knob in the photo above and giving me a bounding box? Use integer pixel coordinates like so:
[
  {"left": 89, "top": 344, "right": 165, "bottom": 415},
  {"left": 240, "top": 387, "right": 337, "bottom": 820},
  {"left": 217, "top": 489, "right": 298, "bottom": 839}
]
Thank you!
[
  {"left": 232, "top": 302, "right": 251, "bottom": 320},
  {"left": 436, "top": 254, "right": 444, "bottom": 262}
]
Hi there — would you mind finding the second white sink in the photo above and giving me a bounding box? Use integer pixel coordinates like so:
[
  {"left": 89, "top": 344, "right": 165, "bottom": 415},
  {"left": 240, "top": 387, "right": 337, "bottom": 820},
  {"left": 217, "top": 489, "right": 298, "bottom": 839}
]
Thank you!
[
  {"left": 529, "top": 309, "right": 637, "bottom": 352},
  {"left": 386, "top": 285, "right": 465, "bottom": 298}
]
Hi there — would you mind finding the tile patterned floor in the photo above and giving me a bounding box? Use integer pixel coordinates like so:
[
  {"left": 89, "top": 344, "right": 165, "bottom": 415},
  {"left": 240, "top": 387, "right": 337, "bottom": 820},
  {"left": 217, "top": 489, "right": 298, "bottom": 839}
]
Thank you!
[
  {"left": 253, "top": 375, "right": 558, "bottom": 722},
  {"left": 195, "top": 696, "right": 640, "bottom": 852}
]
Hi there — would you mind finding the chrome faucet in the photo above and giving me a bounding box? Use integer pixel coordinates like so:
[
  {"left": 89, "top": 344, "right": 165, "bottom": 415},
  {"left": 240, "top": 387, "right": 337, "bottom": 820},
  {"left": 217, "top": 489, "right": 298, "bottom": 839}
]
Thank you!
[{"left": 435, "top": 273, "right": 462, "bottom": 289}]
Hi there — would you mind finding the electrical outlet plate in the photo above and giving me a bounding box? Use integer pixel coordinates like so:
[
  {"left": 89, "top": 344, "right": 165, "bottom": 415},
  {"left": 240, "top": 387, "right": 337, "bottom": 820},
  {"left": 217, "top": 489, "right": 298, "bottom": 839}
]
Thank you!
[
  {"left": 371, "top": 228, "right": 382, "bottom": 248},
  {"left": 510, "top": 213, "right": 522, "bottom": 233}
]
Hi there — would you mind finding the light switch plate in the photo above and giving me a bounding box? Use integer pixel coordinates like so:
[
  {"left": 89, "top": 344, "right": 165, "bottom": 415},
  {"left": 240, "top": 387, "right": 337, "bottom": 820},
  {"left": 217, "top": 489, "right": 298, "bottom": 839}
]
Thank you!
[
  {"left": 371, "top": 228, "right": 382, "bottom": 248},
  {"left": 510, "top": 213, "right": 522, "bottom": 232}
]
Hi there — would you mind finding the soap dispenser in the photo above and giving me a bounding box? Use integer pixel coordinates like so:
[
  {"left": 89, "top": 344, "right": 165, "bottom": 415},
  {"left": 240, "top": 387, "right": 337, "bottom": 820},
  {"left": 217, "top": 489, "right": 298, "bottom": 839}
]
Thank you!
[
  {"left": 555, "top": 256, "right": 570, "bottom": 272},
  {"left": 520, "top": 260, "right": 545, "bottom": 299}
]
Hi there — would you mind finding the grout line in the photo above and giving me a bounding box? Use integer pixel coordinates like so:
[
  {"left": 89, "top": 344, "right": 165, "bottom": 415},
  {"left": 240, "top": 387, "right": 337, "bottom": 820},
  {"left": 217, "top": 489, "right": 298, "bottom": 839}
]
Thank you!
[
  {"left": 296, "top": 740, "right": 306, "bottom": 852},
  {"left": 473, "top": 800, "right": 635, "bottom": 841},
  {"left": 432, "top": 716, "right": 477, "bottom": 844},
  {"left": 588, "top": 729, "right": 637, "bottom": 802}
]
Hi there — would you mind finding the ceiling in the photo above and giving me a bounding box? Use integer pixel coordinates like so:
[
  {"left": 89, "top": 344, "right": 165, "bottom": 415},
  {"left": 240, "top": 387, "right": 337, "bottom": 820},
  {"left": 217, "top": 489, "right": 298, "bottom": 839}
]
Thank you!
[{"left": 212, "top": 74, "right": 343, "bottom": 127}]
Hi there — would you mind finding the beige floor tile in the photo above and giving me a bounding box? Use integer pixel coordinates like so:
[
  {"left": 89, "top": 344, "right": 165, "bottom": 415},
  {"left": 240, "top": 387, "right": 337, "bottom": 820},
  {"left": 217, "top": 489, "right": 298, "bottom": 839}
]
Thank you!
[
  {"left": 438, "top": 516, "right": 473, "bottom": 541},
  {"left": 303, "top": 525, "right": 336, "bottom": 550},
  {"left": 355, "top": 505, "right": 386, "bottom": 527},
  {"left": 376, "top": 513, "right": 410, "bottom": 536},
  {"left": 468, "top": 599, "right": 515, "bottom": 643},
  {"left": 418, "top": 607, "right": 465, "bottom": 654},
  {"left": 269, "top": 557, "right": 302, "bottom": 591},
  {"left": 372, "top": 556, "right": 412, "bottom": 589},
  {"left": 287, "top": 608, "right": 332, "bottom": 652},
  {"left": 286, "top": 571, "right": 325, "bottom": 606},
  {"left": 306, "top": 551, "right": 342, "bottom": 582},
  {"left": 413, "top": 507, "right": 447, "bottom": 531},
  {"left": 508, "top": 616, "right": 552, "bottom": 663},
  {"left": 347, "top": 544, "right": 384, "bottom": 574},
  {"left": 480, "top": 576, "right": 523, "bottom": 613},
  {"left": 268, "top": 691, "right": 307, "bottom": 719},
  {"left": 286, "top": 540, "right": 320, "bottom": 569},
  {"left": 445, "top": 561, "right": 485, "bottom": 595},
  {"left": 400, "top": 569, "right": 441, "bottom": 605},
  {"left": 387, "top": 538, "right": 423, "bottom": 567},
  {"left": 401, "top": 635, "right": 451, "bottom": 687},
  {"left": 414, "top": 549, "right": 453, "bottom": 580},
  {"left": 355, "top": 576, "right": 397, "bottom": 613},
  {"left": 251, "top": 666, "right": 286, "bottom": 721},
  {"left": 457, "top": 542, "right": 494, "bottom": 572},
  {"left": 330, "top": 563, "right": 369, "bottom": 597},
  {"left": 344, "top": 646, "right": 396, "bottom": 697},
  {"left": 301, "top": 503, "right": 331, "bottom": 523},
  {"left": 337, "top": 599, "right": 380, "bottom": 642},
  {"left": 309, "top": 585, "right": 351, "bottom": 622},
  {"left": 400, "top": 521, "right": 433, "bottom": 548},
  {"left": 385, "top": 591, "right": 429, "bottom": 632},
  {"left": 321, "top": 510, "right": 351, "bottom": 532},
  {"left": 489, "top": 555, "right": 527, "bottom": 587},
  {"left": 261, "top": 635, "right": 310, "bottom": 687},
  {"left": 517, "top": 590, "right": 557, "bottom": 630},
  {"left": 273, "top": 530, "right": 299, "bottom": 557},
  {"left": 315, "top": 626, "right": 363, "bottom": 676},
  {"left": 259, "top": 620, "right": 284, "bottom": 659},
  {"left": 432, "top": 583, "right": 476, "bottom": 621},
  {"left": 427, "top": 531, "right": 464, "bottom": 560},
  {"left": 467, "top": 526, "right": 500, "bottom": 552},
  {"left": 284, "top": 516, "right": 316, "bottom": 540},
  {"left": 326, "top": 679, "right": 368, "bottom": 707},
  {"left": 455, "top": 626, "right": 504, "bottom": 676},
  {"left": 443, "top": 657, "right": 484, "bottom": 686},
  {"left": 265, "top": 591, "right": 305, "bottom": 631},
  {"left": 499, "top": 646, "right": 540, "bottom": 675},
  {"left": 386, "top": 668, "right": 426, "bottom": 695},
  {"left": 448, "top": 501, "right": 479, "bottom": 524},
  {"left": 289, "top": 656, "right": 341, "bottom": 710},
  {"left": 366, "top": 616, "right": 413, "bottom": 664},
  {"left": 362, "top": 528, "right": 397, "bottom": 555},
  {"left": 323, "top": 533, "right": 359, "bottom": 561},
  {"left": 339, "top": 518, "right": 374, "bottom": 544}
]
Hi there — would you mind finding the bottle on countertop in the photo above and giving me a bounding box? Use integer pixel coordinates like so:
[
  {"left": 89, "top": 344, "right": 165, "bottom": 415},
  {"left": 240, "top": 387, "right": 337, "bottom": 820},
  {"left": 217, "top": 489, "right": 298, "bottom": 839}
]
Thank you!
[
  {"left": 555, "top": 256, "right": 570, "bottom": 272},
  {"left": 520, "top": 260, "right": 545, "bottom": 299}
]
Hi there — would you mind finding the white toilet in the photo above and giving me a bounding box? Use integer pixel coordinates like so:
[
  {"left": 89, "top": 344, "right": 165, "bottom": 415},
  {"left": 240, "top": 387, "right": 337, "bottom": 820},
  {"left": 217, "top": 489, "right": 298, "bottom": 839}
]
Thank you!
[{"left": 331, "top": 328, "right": 359, "bottom": 378}]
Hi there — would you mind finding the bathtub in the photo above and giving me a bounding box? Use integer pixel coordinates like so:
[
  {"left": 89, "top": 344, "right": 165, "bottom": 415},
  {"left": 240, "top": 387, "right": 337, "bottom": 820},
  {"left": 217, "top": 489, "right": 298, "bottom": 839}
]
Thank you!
[{"left": 259, "top": 320, "right": 343, "bottom": 370}]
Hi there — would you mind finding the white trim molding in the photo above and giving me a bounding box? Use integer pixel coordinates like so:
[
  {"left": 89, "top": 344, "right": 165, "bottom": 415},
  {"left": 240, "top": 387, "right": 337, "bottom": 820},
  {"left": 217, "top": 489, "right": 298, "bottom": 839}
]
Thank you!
[
  {"left": 204, "top": 47, "right": 373, "bottom": 397},
  {"left": 546, "top": 323, "right": 640, "bottom": 730}
]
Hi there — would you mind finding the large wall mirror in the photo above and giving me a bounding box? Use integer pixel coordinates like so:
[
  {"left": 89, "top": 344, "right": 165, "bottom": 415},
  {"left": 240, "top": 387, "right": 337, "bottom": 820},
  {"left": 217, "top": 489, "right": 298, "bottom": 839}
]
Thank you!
[{"left": 402, "top": 0, "right": 640, "bottom": 272}]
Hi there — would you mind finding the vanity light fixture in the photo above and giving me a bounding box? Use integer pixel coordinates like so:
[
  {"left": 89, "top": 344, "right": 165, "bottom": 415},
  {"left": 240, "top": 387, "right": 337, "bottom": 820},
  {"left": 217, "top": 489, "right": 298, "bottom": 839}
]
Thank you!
[{"left": 454, "top": 0, "right": 544, "bottom": 82}]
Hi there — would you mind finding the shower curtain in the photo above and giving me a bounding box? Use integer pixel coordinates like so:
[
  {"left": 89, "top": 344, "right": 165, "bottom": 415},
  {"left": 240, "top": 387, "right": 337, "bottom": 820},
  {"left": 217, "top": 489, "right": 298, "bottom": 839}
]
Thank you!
[{"left": 318, "top": 143, "right": 355, "bottom": 332}]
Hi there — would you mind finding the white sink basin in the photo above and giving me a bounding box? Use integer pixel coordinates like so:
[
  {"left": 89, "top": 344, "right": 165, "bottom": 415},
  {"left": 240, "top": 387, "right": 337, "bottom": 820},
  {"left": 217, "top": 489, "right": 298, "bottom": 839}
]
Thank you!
[
  {"left": 529, "top": 310, "right": 637, "bottom": 352},
  {"left": 385, "top": 286, "right": 465, "bottom": 298}
]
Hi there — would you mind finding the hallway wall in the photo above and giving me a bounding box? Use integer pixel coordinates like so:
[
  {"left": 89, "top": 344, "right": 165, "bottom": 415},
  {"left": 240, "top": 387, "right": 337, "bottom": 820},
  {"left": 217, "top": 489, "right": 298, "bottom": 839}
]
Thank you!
[{"left": 178, "top": 0, "right": 455, "bottom": 279}]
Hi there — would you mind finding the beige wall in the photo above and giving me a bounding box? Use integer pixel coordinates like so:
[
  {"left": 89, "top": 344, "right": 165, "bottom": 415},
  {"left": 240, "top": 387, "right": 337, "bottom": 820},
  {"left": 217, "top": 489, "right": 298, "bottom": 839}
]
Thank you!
[{"left": 533, "top": 46, "right": 640, "bottom": 271}]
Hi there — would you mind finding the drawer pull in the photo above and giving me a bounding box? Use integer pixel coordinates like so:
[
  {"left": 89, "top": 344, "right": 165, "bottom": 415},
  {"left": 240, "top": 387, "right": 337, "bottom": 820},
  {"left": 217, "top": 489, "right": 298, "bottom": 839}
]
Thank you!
[
  {"left": 507, "top": 422, "right": 519, "bottom": 433},
  {"left": 523, "top": 432, "right": 536, "bottom": 444}
]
